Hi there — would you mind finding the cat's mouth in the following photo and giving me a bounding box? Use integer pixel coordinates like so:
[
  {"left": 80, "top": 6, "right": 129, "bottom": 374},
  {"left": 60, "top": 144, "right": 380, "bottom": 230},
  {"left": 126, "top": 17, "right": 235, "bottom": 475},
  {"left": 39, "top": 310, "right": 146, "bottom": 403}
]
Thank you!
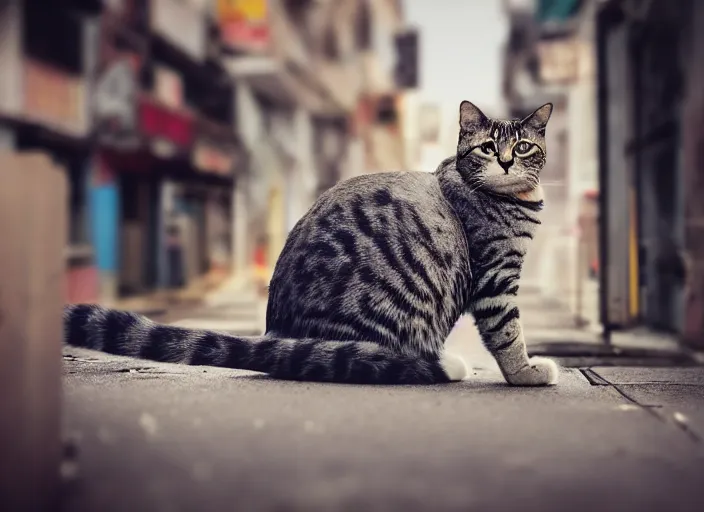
[
  {"left": 514, "top": 187, "right": 544, "bottom": 202},
  {"left": 480, "top": 173, "right": 538, "bottom": 196}
]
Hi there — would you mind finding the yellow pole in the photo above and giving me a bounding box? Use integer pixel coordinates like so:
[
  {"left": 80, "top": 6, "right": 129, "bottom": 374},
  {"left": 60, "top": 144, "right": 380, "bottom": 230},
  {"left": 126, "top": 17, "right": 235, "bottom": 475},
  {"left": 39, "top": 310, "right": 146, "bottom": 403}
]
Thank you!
[{"left": 628, "top": 189, "right": 639, "bottom": 320}]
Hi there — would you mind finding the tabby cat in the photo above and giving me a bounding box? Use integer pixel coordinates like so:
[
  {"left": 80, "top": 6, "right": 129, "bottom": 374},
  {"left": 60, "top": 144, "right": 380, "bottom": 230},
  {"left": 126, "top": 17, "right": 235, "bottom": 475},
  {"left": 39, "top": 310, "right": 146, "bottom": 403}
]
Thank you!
[{"left": 64, "top": 101, "right": 559, "bottom": 387}]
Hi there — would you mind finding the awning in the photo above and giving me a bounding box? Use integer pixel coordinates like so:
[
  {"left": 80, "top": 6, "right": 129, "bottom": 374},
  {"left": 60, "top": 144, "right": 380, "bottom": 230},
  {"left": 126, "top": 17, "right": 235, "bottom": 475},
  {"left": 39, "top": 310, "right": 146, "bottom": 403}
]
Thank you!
[{"left": 223, "top": 55, "right": 348, "bottom": 117}]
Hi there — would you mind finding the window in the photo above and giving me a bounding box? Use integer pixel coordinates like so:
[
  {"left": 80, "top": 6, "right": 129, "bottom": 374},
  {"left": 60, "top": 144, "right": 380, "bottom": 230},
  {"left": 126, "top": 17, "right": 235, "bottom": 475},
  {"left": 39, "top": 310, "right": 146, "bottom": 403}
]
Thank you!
[
  {"left": 376, "top": 95, "right": 397, "bottom": 125},
  {"left": 120, "top": 175, "right": 141, "bottom": 223},
  {"left": 283, "top": 0, "right": 309, "bottom": 26},
  {"left": 355, "top": 1, "right": 372, "bottom": 51},
  {"left": 23, "top": 0, "right": 82, "bottom": 73},
  {"left": 67, "top": 161, "right": 89, "bottom": 245},
  {"left": 323, "top": 28, "right": 339, "bottom": 60}
]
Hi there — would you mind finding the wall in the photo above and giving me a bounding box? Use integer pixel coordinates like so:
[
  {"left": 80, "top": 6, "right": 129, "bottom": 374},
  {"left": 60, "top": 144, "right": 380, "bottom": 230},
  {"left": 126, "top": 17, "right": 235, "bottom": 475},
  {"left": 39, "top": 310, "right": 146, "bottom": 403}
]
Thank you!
[
  {"left": 682, "top": 0, "right": 704, "bottom": 348},
  {"left": 566, "top": 7, "right": 598, "bottom": 202},
  {"left": 0, "top": 124, "right": 15, "bottom": 149},
  {"left": 0, "top": 0, "right": 22, "bottom": 118},
  {"left": 564, "top": 1, "right": 599, "bottom": 324},
  {"left": 292, "top": 108, "right": 317, "bottom": 218},
  {"left": 232, "top": 82, "right": 264, "bottom": 283}
]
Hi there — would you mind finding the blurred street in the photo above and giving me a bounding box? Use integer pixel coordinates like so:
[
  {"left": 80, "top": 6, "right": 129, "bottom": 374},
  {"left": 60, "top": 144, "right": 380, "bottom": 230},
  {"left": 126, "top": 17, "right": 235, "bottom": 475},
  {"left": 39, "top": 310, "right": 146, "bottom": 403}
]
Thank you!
[
  {"left": 59, "top": 279, "right": 704, "bottom": 511},
  {"left": 60, "top": 284, "right": 704, "bottom": 512},
  {"left": 61, "top": 358, "right": 704, "bottom": 512}
]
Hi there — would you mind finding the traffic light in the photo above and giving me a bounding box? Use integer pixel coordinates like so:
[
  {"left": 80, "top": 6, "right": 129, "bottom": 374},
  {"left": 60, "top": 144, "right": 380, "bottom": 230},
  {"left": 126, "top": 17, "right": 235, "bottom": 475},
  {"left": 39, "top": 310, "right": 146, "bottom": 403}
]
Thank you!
[{"left": 394, "top": 29, "right": 419, "bottom": 89}]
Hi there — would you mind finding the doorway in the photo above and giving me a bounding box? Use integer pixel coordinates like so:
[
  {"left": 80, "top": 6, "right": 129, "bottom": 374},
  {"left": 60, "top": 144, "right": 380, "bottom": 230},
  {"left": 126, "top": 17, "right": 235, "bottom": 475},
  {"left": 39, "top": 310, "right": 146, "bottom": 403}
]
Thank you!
[
  {"left": 631, "top": 2, "right": 687, "bottom": 334},
  {"left": 118, "top": 173, "right": 159, "bottom": 296}
]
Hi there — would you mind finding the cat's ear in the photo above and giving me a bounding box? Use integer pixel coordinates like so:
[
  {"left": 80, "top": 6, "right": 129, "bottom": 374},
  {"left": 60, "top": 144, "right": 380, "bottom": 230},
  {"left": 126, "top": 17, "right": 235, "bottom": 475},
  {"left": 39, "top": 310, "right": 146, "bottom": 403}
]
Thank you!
[
  {"left": 459, "top": 101, "right": 488, "bottom": 132},
  {"left": 521, "top": 103, "right": 553, "bottom": 132}
]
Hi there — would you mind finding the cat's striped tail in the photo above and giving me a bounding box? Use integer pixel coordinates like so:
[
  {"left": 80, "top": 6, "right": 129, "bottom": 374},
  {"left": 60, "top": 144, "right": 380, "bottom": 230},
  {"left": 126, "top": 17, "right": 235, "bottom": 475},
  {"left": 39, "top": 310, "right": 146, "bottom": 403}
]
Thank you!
[{"left": 63, "top": 304, "right": 456, "bottom": 385}]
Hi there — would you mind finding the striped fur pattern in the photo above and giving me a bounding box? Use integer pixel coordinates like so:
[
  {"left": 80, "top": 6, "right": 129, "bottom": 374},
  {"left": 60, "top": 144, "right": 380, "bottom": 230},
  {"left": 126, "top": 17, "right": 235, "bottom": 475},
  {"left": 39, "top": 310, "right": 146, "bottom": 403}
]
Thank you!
[{"left": 63, "top": 101, "right": 559, "bottom": 386}]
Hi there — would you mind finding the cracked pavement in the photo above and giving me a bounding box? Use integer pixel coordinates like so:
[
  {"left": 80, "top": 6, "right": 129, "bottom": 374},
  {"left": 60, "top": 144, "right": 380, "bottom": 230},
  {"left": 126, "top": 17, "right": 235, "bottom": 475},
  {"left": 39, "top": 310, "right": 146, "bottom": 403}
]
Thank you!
[{"left": 60, "top": 299, "right": 704, "bottom": 512}]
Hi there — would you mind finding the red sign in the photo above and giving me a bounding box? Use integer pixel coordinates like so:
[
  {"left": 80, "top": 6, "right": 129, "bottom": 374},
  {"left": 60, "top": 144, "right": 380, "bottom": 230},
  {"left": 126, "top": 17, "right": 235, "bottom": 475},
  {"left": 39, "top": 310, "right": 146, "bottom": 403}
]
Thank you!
[
  {"left": 217, "top": 0, "right": 270, "bottom": 51},
  {"left": 192, "top": 142, "right": 235, "bottom": 176},
  {"left": 139, "top": 97, "right": 193, "bottom": 148}
]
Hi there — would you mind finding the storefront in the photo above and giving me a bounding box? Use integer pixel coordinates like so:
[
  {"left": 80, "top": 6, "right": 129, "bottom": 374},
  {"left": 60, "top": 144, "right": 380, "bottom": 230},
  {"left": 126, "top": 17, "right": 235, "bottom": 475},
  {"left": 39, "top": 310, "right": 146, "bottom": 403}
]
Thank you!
[
  {"left": 596, "top": 0, "right": 694, "bottom": 340},
  {"left": 188, "top": 116, "right": 242, "bottom": 281},
  {"left": 95, "top": 87, "right": 241, "bottom": 298}
]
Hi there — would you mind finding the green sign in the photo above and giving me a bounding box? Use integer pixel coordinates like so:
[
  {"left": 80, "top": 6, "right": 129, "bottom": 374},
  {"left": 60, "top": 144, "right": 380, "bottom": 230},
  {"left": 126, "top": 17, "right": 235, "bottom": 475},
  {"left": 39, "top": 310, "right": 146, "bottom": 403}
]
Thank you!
[{"left": 536, "top": 0, "right": 582, "bottom": 23}]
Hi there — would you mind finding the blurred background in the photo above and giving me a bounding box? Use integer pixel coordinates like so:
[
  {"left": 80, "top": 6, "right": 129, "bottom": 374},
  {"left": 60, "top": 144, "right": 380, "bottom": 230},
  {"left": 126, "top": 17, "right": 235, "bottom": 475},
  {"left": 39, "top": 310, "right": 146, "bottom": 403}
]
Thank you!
[{"left": 1, "top": 0, "right": 702, "bottom": 352}]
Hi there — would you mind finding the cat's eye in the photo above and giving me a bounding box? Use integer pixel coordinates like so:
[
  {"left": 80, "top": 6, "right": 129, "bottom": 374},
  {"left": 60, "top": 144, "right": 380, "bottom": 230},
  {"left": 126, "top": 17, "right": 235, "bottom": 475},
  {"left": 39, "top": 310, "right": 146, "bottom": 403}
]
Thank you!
[
  {"left": 480, "top": 142, "right": 496, "bottom": 155},
  {"left": 471, "top": 141, "right": 497, "bottom": 158},
  {"left": 514, "top": 141, "right": 533, "bottom": 156}
]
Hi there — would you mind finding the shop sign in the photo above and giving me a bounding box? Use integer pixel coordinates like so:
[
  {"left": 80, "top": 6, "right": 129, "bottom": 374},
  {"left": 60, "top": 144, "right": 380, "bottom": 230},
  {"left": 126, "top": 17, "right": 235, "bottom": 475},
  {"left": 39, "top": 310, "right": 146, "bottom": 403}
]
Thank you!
[
  {"left": 192, "top": 140, "right": 236, "bottom": 176},
  {"left": 139, "top": 97, "right": 194, "bottom": 155},
  {"left": 217, "top": 0, "right": 270, "bottom": 52},
  {"left": 93, "top": 57, "right": 140, "bottom": 149},
  {"left": 537, "top": 37, "right": 581, "bottom": 85},
  {"left": 22, "top": 58, "right": 87, "bottom": 136}
]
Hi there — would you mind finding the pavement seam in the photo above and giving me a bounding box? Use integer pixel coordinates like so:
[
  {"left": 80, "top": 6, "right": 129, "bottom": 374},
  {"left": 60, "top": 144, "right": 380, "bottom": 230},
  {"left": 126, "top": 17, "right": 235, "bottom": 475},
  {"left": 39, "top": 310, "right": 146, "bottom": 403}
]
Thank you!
[
  {"left": 583, "top": 368, "right": 703, "bottom": 444},
  {"left": 579, "top": 368, "right": 609, "bottom": 386}
]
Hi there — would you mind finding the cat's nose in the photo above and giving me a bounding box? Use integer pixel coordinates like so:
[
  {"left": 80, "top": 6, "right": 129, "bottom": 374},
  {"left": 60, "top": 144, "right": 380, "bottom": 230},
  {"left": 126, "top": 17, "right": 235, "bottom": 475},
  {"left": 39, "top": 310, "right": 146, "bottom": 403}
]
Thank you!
[{"left": 498, "top": 158, "right": 513, "bottom": 173}]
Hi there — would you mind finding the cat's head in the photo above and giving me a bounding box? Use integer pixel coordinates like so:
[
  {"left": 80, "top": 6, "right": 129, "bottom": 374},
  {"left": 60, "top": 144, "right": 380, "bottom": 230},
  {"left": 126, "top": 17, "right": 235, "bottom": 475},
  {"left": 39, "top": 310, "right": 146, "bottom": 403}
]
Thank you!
[{"left": 455, "top": 101, "right": 552, "bottom": 197}]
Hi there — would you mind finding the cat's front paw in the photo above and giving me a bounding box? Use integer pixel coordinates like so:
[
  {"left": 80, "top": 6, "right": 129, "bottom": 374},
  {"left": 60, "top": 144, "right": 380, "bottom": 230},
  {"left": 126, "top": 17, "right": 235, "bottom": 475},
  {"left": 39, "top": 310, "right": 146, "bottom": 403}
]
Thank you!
[{"left": 505, "top": 357, "right": 559, "bottom": 387}]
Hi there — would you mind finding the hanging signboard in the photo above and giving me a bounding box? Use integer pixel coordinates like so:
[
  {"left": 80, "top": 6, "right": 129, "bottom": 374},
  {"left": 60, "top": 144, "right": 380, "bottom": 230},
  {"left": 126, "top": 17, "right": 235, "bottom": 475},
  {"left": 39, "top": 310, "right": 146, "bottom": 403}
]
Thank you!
[
  {"left": 536, "top": 37, "right": 582, "bottom": 85},
  {"left": 93, "top": 56, "right": 140, "bottom": 149},
  {"left": 191, "top": 117, "right": 239, "bottom": 176},
  {"left": 139, "top": 96, "right": 194, "bottom": 158},
  {"left": 192, "top": 141, "right": 237, "bottom": 176},
  {"left": 217, "top": 0, "right": 270, "bottom": 52}
]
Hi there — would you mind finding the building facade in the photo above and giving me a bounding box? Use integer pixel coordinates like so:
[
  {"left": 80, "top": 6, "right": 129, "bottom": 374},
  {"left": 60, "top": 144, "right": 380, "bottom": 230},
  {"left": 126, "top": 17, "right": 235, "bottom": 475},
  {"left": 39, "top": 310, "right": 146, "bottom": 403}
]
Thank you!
[
  {"left": 596, "top": 0, "right": 704, "bottom": 350},
  {"left": 0, "top": 0, "right": 413, "bottom": 304},
  {"left": 504, "top": 0, "right": 704, "bottom": 350}
]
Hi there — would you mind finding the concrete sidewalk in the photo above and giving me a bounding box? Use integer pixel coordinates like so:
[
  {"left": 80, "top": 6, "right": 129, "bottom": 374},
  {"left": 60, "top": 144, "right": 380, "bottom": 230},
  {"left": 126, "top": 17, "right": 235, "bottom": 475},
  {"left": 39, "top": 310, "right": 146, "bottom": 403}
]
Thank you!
[
  {"left": 61, "top": 309, "right": 704, "bottom": 512},
  {"left": 59, "top": 281, "right": 704, "bottom": 511}
]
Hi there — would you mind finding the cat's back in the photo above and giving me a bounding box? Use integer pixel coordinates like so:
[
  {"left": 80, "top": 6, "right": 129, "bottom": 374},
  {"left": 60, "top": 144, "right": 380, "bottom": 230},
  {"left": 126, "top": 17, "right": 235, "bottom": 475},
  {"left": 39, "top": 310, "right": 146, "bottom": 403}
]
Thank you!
[
  {"left": 316, "top": 170, "right": 442, "bottom": 212},
  {"left": 288, "top": 170, "right": 464, "bottom": 257},
  {"left": 266, "top": 170, "right": 470, "bottom": 344}
]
